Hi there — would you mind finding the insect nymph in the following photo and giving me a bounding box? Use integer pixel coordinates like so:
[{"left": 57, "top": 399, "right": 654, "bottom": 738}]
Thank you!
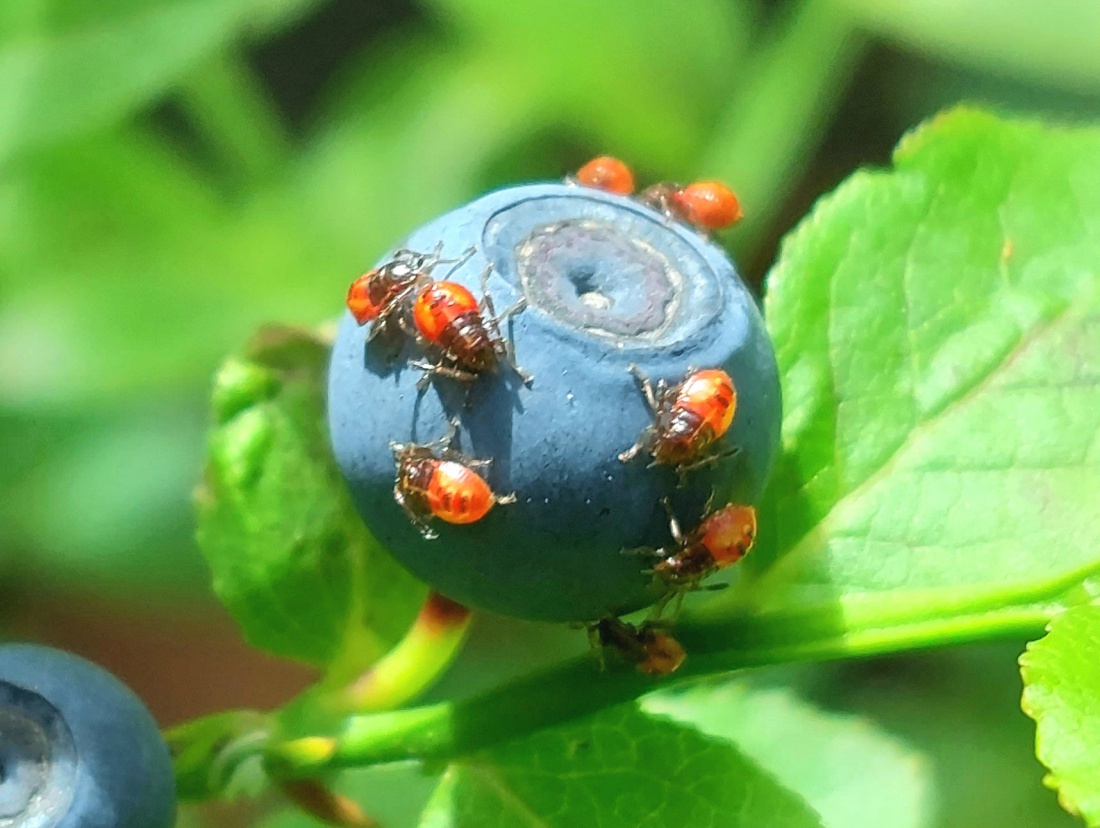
[{"left": 391, "top": 420, "right": 515, "bottom": 539}]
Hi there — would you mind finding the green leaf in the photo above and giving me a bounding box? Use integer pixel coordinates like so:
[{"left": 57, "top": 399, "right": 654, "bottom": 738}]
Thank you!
[
  {"left": 643, "top": 681, "right": 933, "bottom": 828},
  {"left": 418, "top": 703, "right": 824, "bottom": 828},
  {"left": 1022, "top": 606, "right": 1100, "bottom": 825},
  {"left": 195, "top": 325, "right": 425, "bottom": 671},
  {"left": 0, "top": 0, "right": 317, "bottom": 166},
  {"left": 813, "top": 642, "right": 1079, "bottom": 828},
  {"left": 721, "top": 108, "right": 1100, "bottom": 633}
]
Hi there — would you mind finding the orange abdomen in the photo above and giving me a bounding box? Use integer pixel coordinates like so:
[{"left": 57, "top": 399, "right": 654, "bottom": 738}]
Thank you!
[
  {"left": 575, "top": 156, "right": 635, "bottom": 195},
  {"left": 671, "top": 182, "right": 743, "bottom": 230},
  {"left": 414, "top": 281, "right": 480, "bottom": 343},
  {"left": 347, "top": 271, "right": 389, "bottom": 323},
  {"left": 699, "top": 505, "right": 757, "bottom": 567},
  {"left": 426, "top": 461, "right": 495, "bottom": 524},
  {"left": 675, "top": 369, "right": 736, "bottom": 439}
]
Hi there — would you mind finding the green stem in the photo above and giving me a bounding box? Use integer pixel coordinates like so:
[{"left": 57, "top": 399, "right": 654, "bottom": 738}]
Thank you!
[
  {"left": 268, "top": 588, "right": 1062, "bottom": 774},
  {"left": 176, "top": 52, "right": 291, "bottom": 187},
  {"left": 331, "top": 593, "right": 473, "bottom": 712},
  {"left": 701, "top": 0, "right": 866, "bottom": 263}
]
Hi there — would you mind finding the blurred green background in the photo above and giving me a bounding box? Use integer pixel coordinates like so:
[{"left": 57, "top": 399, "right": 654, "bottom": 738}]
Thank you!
[{"left": 1, "top": 1, "right": 1098, "bottom": 825}]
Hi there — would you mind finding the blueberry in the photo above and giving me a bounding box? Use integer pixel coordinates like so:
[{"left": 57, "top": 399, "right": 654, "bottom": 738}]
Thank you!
[
  {"left": 328, "top": 183, "right": 781, "bottom": 622},
  {"left": 0, "top": 643, "right": 176, "bottom": 828}
]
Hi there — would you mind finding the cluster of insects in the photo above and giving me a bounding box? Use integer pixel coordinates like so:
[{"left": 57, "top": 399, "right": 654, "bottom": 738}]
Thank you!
[
  {"left": 569, "top": 156, "right": 755, "bottom": 675},
  {"left": 571, "top": 155, "right": 743, "bottom": 233},
  {"left": 345, "top": 156, "right": 755, "bottom": 678},
  {"left": 346, "top": 245, "right": 526, "bottom": 538}
]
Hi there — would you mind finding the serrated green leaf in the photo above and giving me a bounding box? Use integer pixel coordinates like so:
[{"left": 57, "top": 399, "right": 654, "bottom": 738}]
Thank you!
[
  {"left": 0, "top": 0, "right": 318, "bottom": 166},
  {"left": 722, "top": 108, "right": 1100, "bottom": 627},
  {"left": 1021, "top": 606, "right": 1100, "bottom": 825},
  {"left": 644, "top": 682, "right": 934, "bottom": 828},
  {"left": 418, "top": 703, "right": 824, "bottom": 828},
  {"left": 196, "top": 325, "right": 425, "bottom": 671}
]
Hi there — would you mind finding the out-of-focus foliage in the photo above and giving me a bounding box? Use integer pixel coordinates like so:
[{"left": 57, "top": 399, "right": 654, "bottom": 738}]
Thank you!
[{"left": 1, "top": 1, "right": 1098, "bottom": 826}]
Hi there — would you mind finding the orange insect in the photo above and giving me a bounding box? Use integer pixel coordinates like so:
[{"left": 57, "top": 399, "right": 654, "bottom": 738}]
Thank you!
[
  {"left": 640, "top": 180, "right": 742, "bottom": 232},
  {"left": 410, "top": 267, "right": 531, "bottom": 387},
  {"left": 629, "top": 498, "right": 757, "bottom": 615},
  {"left": 391, "top": 422, "right": 515, "bottom": 539},
  {"left": 571, "top": 155, "right": 635, "bottom": 195},
  {"left": 588, "top": 616, "right": 686, "bottom": 677},
  {"left": 619, "top": 365, "right": 738, "bottom": 478},
  {"left": 346, "top": 244, "right": 472, "bottom": 339}
]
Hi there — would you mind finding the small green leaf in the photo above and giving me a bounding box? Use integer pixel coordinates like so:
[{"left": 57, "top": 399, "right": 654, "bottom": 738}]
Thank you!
[
  {"left": 0, "top": 0, "right": 317, "bottom": 166},
  {"left": 644, "top": 682, "right": 934, "bottom": 828},
  {"left": 1022, "top": 606, "right": 1100, "bottom": 825},
  {"left": 196, "top": 325, "right": 425, "bottom": 671},
  {"left": 418, "top": 703, "right": 824, "bottom": 828},
  {"left": 725, "top": 108, "right": 1100, "bottom": 630}
]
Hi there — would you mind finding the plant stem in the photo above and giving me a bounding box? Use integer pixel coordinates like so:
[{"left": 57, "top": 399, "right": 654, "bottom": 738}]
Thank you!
[
  {"left": 333, "top": 593, "right": 473, "bottom": 712},
  {"left": 176, "top": 52, "right": 291, "bottom": 188},
  {"left": 268, "top": 589, "right": 1059, "bottom": 774},
  {"left": 701, "top": 0, "right": 866, "bottom": 263}
]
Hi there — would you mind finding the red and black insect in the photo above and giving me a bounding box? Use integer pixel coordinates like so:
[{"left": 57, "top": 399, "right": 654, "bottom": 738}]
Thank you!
[
  {"left": 410, "top": 267, "right": 531, "bottom": 387},
  {"left": 346, "top": 244, "right": 473, "bottom": 340},
  {"left": 620, "top": 365, "right": 738, "bottom": 479},
  {"left": 588, "top": 616, "right": 685, "bottom": 677},
  {"left": 630, "top": 498, "right": 757, "bottom": 615},
  {"left": 639, "top": 180, "right": 742, "bottom": 232},
  {"left": 570, "top": 155, "right": 635, "bottom": 195},
  {"left": 391, "top": 421, "right": 515, "bottom": 539}
]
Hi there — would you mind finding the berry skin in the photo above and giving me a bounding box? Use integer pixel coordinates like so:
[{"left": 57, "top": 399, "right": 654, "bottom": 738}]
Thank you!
[
  {"left": 574, "top": 156, "right": 635, "bottom": 195},
  {"left": 0, "top": 643, "right": 176, "bottom": 828},
  {"left": 329, "top": 183, "right": 781, "bottom": 622}
]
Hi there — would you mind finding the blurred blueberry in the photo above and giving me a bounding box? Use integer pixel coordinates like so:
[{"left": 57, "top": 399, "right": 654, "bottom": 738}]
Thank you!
[
  {"left": 0, "top": 643, "right": 175, "bottom": 828},
  {"left": 328, "top": 183, "right": 781, "bottom": 622}
]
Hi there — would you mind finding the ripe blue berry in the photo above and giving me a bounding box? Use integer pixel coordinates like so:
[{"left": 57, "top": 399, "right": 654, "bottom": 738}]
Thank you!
[
  {"left": 0, "top": 643, "right": 176, "bottom": 828},
  {"left": 328, "top": 183, "right": 781, "bottom": 621}
]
